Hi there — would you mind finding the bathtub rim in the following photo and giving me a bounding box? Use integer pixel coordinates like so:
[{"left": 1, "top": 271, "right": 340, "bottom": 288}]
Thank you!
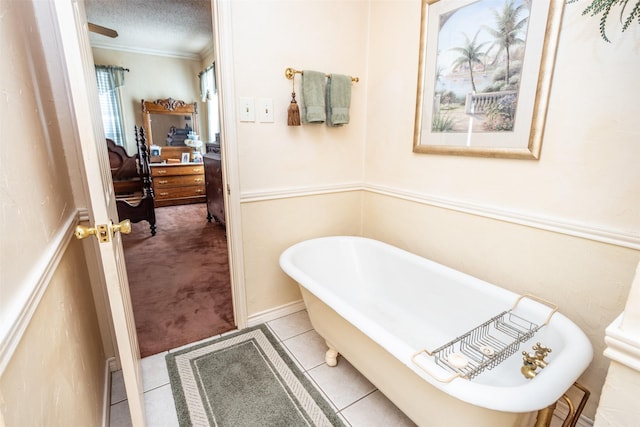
[{"left": 279, "top": 235, "right": 594, "bottom": 413}]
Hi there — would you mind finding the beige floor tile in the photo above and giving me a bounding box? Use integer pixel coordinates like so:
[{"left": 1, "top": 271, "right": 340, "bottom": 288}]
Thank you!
[
  {"left": 109, "top": 400, "right": 132, "bottom": 427},
  {"left": 308, "top": 359, "right": 376, "bottom": 410},
  {"left": 303, "top": 371, "right": 340, "bottom": 414},
  {"left": 144, "top": 384, "right": 180, "bottom": 427},
  {"left": 110, "top": 370, "right": 127, "bottom": 405},
  {"left": 141, "top": 352, "right": 171, "bottom": 392},
  {"left": 279, "top": 338, "right": 307, "bottom": 372},
  {"left": 341, "top": 390, "right": 416, "bottom": 427},
  {"left": 282, "top": 329, "right": 327, "bottom": 370},
  {"left": 268, "top": 310, "right": 313, "bottom": 340}
]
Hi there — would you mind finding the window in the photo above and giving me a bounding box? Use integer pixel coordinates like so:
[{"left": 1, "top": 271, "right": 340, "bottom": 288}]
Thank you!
[
  {"left": 95, "top": 65, "right": 127, "bottom": 146},
  {"left": 199, "top": 63, "right": 220, "bottom": 143}
]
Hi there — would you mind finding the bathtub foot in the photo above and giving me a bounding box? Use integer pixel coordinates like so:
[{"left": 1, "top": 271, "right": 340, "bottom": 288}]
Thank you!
[{"left": 325, "top": 344, "right": 339, "bottom": 367}]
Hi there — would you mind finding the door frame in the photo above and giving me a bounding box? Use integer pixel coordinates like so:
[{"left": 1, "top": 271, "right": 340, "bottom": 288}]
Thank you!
[{"left": 212, "top": 0, "right": 248, "bottom": 329}]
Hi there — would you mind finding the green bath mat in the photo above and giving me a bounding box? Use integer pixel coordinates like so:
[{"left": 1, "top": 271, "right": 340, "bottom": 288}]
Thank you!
[{"left": 166, "top": 324, "right": 344, "bottom": 426}]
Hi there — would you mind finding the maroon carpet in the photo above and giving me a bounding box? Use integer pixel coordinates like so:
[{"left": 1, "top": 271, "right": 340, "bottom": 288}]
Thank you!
[{"left": 122, "top": 203, "right": 235, "bottom": 357}]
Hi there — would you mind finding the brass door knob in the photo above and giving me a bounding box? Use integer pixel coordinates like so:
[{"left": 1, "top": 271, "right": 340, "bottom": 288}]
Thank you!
[
  {"left": 74, "top": 219, "right": 131, "bottom": 243},
  {"left": 112, "top": 219, "right": 131, "bottom": 235},
  {"left": 74, "top": 224, "right": 104, "bottom": 240}
]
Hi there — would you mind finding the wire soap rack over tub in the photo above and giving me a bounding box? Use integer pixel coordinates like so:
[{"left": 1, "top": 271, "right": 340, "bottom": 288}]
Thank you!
[{"left": 412, "top": 294, "right": 558, "bottom": 383}]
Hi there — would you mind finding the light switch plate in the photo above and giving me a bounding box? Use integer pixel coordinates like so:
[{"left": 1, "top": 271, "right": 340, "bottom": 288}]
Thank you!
[
  {"left": 238, "top": 97, "right": 255, "bottom": 122},
  {"left": 257, "top": 98, "right": 274, "bottom": 123}
]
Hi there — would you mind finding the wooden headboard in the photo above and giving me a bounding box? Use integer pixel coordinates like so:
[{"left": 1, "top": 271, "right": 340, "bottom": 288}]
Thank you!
[
  {"left": 107, "top": 139, "right": 138, "bottom": 181},
  {"left": 107, "top": 127, "right": 157, "bottom": 236},
  {"left": 107, "top": 138, "right": 143, "bottom": 195}
]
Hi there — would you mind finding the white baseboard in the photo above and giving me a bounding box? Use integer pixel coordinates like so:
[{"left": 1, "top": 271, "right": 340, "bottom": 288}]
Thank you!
[
  {"left": 247, "top": 300, "right": 306, "bottom": 327},
  {"left": 102, "top": 357, "right": 116, "bottom": 427}
]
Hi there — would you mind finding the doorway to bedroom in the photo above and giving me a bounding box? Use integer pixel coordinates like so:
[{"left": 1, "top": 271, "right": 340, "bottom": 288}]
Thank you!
[{"left": 85, "top": 0, "right": 235, "bottom": 357}]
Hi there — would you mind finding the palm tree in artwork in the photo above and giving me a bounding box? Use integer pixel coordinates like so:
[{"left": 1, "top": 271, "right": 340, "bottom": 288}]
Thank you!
[
  {"left": 484, "top": 0, "right": 529, "bottom": 85},
  {"left": 450, "top": 30, "right": 487, "bottom": 93}
]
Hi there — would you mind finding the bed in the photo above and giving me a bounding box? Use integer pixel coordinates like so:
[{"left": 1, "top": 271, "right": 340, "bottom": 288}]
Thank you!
[{"left": 107, "top": 127, "right": 157, "bottom": 235}]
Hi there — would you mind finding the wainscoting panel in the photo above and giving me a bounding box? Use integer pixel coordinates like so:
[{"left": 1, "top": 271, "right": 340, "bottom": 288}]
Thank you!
[{"left": 0, "top": 209, "right": 79, "bottom": 374}]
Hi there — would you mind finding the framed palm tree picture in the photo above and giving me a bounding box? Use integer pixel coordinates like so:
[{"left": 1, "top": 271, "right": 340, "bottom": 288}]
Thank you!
[{"left": 413, "top": 0, "right": 565, "bottom": 159}]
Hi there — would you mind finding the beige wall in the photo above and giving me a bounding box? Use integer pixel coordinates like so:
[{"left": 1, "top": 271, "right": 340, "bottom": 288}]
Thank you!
[
  {"left": 0, "top": 0, "right": 107, "bottom": 424},
  {"left": 225, "top": 0, "right": 369, "bottom": 316},
  {"left": 0, "top": 0, "right": 77, "bottom": 329},
  {"left": 241, "top": 192, "right": 363, "bottom": 314},
  {"left": 0, "top": 242, "right": 105, "bottom": 426},
  {"left": 595, "top": 361, "right": 640, "bottom": 425},
  {"left": 364, "top": 1, "right": 640, "bottom": 232},
  {"left": 92, "top": 48, "right": 204, "bottom": 154},
  {"left": 226, "top": 0, "right": 640, "bottom": 422},
  {"left": 228, "top": 0, "right": 368, "bottom": 194}
]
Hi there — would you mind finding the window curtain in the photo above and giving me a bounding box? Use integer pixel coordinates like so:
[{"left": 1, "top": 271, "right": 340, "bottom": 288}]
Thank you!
[
  {"left": 199, "top": 63, "right": 220, "bottom": 142},
  {"left": 199, "top": 63, "right": 216, "bottom": 101},
  {"left": 95, "top": 65, "right": 127, "bottom": 146}
]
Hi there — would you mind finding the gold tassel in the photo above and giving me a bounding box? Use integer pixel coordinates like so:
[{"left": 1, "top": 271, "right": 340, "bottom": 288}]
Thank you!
[
  {"left": 287, "top": 74, "right": 301, "bottom": 126},
  {"left": 288, "top": 92, "right": 301, "bottom": 126}
]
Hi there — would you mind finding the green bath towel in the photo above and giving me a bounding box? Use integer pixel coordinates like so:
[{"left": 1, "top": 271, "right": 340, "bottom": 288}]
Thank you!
[
  {"left": 301, "top": 70, "right": 326, "bottom": 123},
  {"left": 326, "top": 74, "right": 351, "bottom": 127}
]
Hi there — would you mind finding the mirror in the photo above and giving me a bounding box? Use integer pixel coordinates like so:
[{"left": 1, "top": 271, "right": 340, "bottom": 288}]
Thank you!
[
  {"left": 142, "top": 98, "right": 199, "bottom": 148},
  {"left": 412, "top": 0, "right": 564, "bottom": 159}
]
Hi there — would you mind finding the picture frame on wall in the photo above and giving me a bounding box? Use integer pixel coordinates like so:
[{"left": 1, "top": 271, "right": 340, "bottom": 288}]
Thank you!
[{"left": 413, "top": 0, "right": 565, "bottom": 159}]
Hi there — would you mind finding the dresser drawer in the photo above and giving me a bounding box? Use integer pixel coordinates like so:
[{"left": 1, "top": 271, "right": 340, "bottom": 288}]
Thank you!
[
  {"left": 151, "top": 164, "right": 205, "bottom": 177},
  {"left": 154, "top": 185, "right": 206, "bottom": 200},
  {"left": 153, "top": 175, "right": 205, "bottom": 187}
]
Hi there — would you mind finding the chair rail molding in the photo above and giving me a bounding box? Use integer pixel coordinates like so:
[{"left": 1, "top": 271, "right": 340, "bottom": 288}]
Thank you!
[
  {"left": 239, "top": 182, "right": 363, "bottom": 203},
  {"left": 0, "top": 209, "right": 81, "bottom": 374},
  {"left": 365, "top": 183, "right": 640, "bottom": 251},
  {"left": 239, "top": 182, "right": 639, "bottom": 251}
]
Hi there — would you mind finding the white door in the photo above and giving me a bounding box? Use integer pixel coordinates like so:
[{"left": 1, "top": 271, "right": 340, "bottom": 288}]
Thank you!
[{"left": 48, "top": 0, "right": 146, "bottom": 425}]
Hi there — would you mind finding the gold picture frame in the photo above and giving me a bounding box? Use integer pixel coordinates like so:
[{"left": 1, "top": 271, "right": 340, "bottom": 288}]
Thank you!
[{"left": 413, "top": 0, "right": 565, "bottom": 159}]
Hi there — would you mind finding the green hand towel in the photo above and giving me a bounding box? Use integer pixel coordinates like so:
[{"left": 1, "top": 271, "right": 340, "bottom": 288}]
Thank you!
[
  {"left": 302, "top": 70, "right": 326, "bottom": 123},
  {"left": 326, "top": 74, "right": 351, "bottom": 127}
]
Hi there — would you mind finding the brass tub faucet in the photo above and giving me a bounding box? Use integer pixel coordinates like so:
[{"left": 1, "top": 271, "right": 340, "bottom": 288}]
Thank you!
[
  {"left": 521, "top": 353, "right": 539, "bottom": 379},
  {"left": 521, "top": 342, "right": 552, "bottom": 379},
  {"left": 532, "top": 343, "right": 552, "bottom": 368}
]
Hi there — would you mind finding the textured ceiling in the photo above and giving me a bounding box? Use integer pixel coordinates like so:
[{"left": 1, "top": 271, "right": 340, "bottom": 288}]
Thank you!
[{"left": 85, "top": 0, "right": 213, "bottom": 59}]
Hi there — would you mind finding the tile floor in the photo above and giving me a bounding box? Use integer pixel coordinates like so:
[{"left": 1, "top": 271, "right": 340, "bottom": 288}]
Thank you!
[{"left": 109, "top": 310, "right": 416, "bottom": 426}]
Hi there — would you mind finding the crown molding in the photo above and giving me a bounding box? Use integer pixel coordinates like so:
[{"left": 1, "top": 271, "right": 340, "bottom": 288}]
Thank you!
[{"left": 91, "top": 41, "right": 201, "bottom": 61}]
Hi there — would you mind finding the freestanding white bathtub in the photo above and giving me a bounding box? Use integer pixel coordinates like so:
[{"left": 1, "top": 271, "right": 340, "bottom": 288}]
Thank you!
[{"left": 280, "top": 236, "right": 593, "bottom": 427}]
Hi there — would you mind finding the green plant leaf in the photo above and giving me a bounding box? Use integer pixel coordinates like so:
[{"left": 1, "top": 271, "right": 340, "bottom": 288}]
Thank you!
[{"left": 569, "top": 0, "right": 640, "bottom": 42}]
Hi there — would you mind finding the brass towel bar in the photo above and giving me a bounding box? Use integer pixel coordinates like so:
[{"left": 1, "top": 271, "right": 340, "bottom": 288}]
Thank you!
[{"left": 285, "top": 67, "right": 359, "bottom": 83}]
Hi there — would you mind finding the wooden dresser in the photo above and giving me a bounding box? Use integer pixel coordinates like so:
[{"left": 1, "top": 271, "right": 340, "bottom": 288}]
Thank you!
[
  {"left": 150, "top": 163, "right": 206, "bottom": 207},
  {"left": 204, "top": 152, "right": 225, "bottom": 224}
]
